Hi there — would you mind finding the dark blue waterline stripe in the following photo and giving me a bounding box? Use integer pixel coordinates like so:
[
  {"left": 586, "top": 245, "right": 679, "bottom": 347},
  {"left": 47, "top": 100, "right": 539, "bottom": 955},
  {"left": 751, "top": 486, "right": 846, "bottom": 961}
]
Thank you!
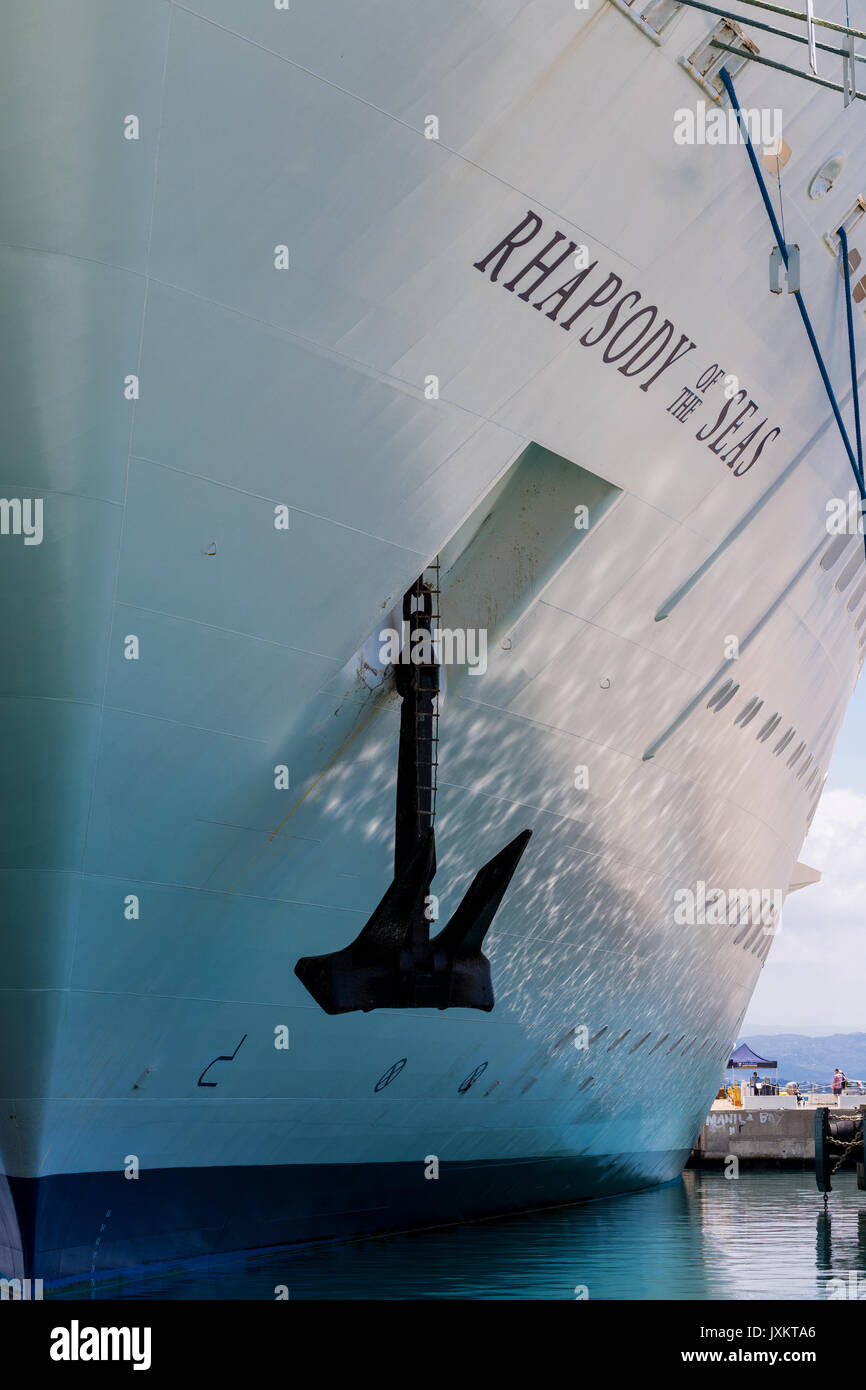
[
  {"left": 1, "top": 1153, "right": 689, "bottom": 1282},
  {"left": 44, "top": 1173, "right": 688, "bottom": 1294}
]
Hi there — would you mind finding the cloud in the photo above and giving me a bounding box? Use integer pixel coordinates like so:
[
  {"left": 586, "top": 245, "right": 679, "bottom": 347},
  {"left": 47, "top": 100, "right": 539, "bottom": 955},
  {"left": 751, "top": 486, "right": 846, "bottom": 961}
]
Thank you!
[
  {"left": 745, "top": 788, "right": 866, "bottom": 1029},
  {"left": 782, "top": 788, "right": 866, "bottom": 936}
]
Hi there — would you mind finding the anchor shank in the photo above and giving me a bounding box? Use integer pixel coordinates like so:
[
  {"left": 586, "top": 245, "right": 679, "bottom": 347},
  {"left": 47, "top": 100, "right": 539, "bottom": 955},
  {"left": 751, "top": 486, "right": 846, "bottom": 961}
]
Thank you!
[
  {"left": 393, "top": 582, "right": 440, "bottom": 878},
  {"left": 294, "top": 570, "right": 530, "bottom": 1013}
]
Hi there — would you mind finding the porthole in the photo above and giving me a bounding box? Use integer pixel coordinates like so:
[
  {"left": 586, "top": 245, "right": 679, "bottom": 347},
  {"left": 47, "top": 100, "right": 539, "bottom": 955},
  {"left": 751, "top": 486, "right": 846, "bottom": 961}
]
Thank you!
[
  {"left": 797, "top": 755, "right": 813, "bottom": 780},
  {"left": 374, "top": 1058, "right": 407, "bottom": 1091},
  {"left": 786, "top": 740, "right": 807, "bottom": 768},
  {"left": 666, "top": 1034, "right": 687, "bottom": 1054},
  {"left": 708, "top": 679, "right": 734, "bottom": 709},
  {"left": 458, "top": 1061, "right": 488, "bottom": 1094},
  {"left": 847, "top": 573, "right": 866, "bottom": 611},
  {"left": 856, "top": 608, "right": 866, "bottom": 632},
  {"left": 735, "top": 695, "right": 763, "bottom": 726},
  {"left": 821, "top": 533, "right": 854, "bottom": 571},
  {"left": 708, "top": 680, "right": 740, "bottom": 712},
  {"left": 607, "top": 1030, "right": 631, "bottom": 1051},
  {"left": 757, "top": 713, "right": 781, "bottom": 742},
  {"left": 836, "top": 550, "right": 863, "bottom": 593},
  {"left": 647, "top": 1033, "right": 670, "bottom": 1055},
  {"left": 628, "top": 1032, "right": 652, "bottom": 1054},
  {"left": 773, "top": 727, "right": 795, "bottom": 754},
  {"left": 733, "top": 917, "right": 753, "bottom": 945},
  {"left": 734, "top": 917, "right": 756, "bottom": 948}
]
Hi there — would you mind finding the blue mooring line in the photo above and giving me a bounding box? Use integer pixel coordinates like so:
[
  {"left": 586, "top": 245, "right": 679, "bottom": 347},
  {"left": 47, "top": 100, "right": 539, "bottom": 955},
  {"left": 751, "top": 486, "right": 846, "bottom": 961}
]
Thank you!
[
  {"left": 839, "top": 224, "right": 865, "bottom": 484},
  {"left": 719, "top": 65, "right": 866, "bottom": 508}
]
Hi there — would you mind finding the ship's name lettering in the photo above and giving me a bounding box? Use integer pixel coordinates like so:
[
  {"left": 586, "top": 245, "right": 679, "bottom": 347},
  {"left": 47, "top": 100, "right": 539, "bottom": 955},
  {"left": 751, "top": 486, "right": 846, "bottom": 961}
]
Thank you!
[
  {"left": 668, "top": 372, "right": 782, "bottom": 477},
  {"left": 474, "top": 210, "right": 781, "bottom": 477}
]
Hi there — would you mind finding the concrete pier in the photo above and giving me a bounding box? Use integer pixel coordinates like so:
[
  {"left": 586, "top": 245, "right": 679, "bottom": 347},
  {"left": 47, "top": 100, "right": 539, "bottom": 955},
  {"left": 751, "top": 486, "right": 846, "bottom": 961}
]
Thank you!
[{"left": 690, "top": 1103, "right": 865, "bottom": 1167}]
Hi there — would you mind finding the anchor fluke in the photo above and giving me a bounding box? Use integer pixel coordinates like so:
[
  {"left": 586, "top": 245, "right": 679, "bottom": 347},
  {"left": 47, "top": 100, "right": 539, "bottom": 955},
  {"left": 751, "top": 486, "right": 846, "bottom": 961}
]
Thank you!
[
  {"left": 294, "top": 826, "right": 531, "bottom": 1014},
  {"left": 294, "top": 831, "right": 435, "bottom": 1015},
  {"left": 430, "top": 827, "right": 533, "bottom": 1011},
  {"left": 433, "top": 828, "right": 532, "bottom": 959}
]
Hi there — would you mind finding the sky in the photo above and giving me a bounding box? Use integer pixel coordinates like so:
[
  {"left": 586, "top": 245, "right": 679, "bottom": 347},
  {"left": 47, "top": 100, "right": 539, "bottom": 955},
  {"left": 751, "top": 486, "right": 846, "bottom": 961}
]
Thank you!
[{"left": 743, "top": 678, "right": 866, "bottom": 1035}]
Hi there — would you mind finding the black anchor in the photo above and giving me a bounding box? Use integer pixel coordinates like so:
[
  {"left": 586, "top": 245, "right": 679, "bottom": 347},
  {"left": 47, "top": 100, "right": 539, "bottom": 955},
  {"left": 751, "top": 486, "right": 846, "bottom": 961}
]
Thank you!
[{"left": 295, "top": 575, "right": 531, "bottom": 1014}]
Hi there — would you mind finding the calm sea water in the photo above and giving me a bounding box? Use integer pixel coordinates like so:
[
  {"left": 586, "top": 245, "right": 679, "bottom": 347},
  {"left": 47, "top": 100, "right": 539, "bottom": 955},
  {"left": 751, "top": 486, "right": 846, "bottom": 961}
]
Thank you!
[{"left": 49, "top": 1168, "right": 866, "bottom": 1300}]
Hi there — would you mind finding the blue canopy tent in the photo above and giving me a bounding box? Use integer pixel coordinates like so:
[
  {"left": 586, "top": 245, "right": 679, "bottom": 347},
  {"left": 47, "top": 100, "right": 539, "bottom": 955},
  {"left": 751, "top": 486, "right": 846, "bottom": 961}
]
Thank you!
[{"left": 727, "top": 1043, "right": 778, "bottom": 1097}]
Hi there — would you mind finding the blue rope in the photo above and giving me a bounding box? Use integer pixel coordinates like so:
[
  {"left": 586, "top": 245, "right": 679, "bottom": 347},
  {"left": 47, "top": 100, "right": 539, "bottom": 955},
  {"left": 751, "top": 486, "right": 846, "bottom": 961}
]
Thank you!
[
  {"left": 839, "top": 224, "right": 865, "bottom": 483},
  {"left": 720, "top": 65, "right": 865, "bottom": 502}
]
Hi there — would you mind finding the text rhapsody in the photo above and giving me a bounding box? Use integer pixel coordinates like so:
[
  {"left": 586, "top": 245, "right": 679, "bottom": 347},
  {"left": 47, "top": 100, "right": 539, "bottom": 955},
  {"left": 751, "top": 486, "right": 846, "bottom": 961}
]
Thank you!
[{"left": 474, "top": 210, "right": 782, "bottom": 478}]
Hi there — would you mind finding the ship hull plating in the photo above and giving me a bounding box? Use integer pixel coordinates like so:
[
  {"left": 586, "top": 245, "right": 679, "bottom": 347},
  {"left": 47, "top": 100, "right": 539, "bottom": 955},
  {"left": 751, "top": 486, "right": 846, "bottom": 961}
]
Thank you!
[{"left": 1, "top": 1, "right": 864, "bottom": 1280}]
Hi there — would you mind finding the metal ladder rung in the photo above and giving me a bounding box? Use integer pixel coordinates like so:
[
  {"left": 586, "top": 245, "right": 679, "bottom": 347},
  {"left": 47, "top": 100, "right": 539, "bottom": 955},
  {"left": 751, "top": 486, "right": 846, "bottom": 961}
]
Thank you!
[{"left": 413, "top": 556, "right": 441, "bottom": 828}]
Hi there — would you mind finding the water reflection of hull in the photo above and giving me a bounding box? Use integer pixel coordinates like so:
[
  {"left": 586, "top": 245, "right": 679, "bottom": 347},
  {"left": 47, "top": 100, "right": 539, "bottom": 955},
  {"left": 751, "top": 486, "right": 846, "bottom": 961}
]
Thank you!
[{"left": 2, "top": 2, "right": 864, "bottom": 1280}]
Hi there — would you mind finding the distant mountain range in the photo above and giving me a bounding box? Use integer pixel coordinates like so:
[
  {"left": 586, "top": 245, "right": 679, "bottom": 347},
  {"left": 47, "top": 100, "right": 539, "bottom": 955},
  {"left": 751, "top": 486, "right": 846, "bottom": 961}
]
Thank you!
[{"left": 737, "top": 1033, "right": 866, "bottom": 1084}]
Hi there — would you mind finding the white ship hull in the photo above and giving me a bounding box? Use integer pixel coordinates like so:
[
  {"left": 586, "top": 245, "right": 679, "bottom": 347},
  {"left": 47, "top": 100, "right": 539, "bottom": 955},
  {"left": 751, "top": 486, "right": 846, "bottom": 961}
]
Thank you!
[{"left": 1, "top": 0, "right": 864, "bottom": 1279}]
